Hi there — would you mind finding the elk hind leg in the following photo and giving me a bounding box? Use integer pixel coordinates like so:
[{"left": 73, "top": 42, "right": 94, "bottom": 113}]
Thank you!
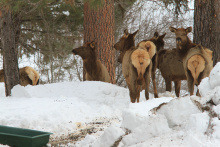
[
  {"left": 151, "top": 71, "right": 158, "bottom": 98},
  {"left": 144, "top": 71, "right": 151, "bottom": 100},
  {"left": 129, "top": 90, "right": 137, "bottom": 103},
  {"left": 196, "top": 72, "right": 204, "bottom": 96},
  {"left": 129, "top": 77, "right": 138, "bottom": 103},
  {"left": 187, "top": 70, "right": 195, "bottom": 95},
  {"left": 136, "top": 86, "right": 141, "bottom": 103}
]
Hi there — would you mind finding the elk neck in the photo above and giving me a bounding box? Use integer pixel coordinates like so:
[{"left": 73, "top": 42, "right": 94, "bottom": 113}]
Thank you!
[
  {"left": 178, "top": 37, "right": 196, "bottom": 58},
  {"left": 83, "top": 52, "right": 100, "bottom": 76}
]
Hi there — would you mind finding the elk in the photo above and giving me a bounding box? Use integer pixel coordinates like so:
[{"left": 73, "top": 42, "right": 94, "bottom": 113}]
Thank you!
[
  {"left": 170, "top": 26, "right": 213, "bottom": 96},
  {"left": 114, "top": 29, "right": 139, "bottom": 63},
  {"left": 114, "top": 29, "right": 159, "bottom": 98},
  {"left": 114, "top": 29, "right": 156, "bottom": 102},
  {"left": 144, "top": 32, "right": 186, "bottom": 97},
  {"left": 72, "top": 41, "right": 111, "bottom": 83},
  {"left": 137, "top": 32, "right": 166, "bottom": 98},
  {"left": 0, "top": 66, "right": 40, "bottom": 86}
]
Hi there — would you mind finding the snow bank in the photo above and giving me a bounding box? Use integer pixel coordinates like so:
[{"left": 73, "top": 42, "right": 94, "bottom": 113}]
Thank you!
[
  {"left": 93, "top": 125, "right": 125, "bottom": 147},
  {"left": 92, "top": 62, "right": 220, "bottom": 147},
  {"left": 156, "top": 97, "right": 201, "bottom": 128},
  {"left": 199, "top": 62, "right": 220, "bottom": 105},
  {"left": 0, "top": 81, "right": 171, "bottom": 139},
  {"left": 1, "top": 62, "right": 220, "bottom": 146},
  {"left": 121, "top": 113, "right": 171, "bottom": 146}
]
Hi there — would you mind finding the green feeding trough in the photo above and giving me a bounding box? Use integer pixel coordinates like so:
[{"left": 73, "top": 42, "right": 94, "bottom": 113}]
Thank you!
[{"left": 0, "top": 125, "right": 52, "bottom": 147}]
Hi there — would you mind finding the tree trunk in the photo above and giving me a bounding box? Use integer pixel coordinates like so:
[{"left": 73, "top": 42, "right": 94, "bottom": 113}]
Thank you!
[
  {"left": 0, "top": 10, "right": 20, "bottom": 96},
  {"left": 194, "top": 0, "right": 220, "bottom": 66},
  {"left": 83, "top": 0, "right": 115, "bottom": 83}
]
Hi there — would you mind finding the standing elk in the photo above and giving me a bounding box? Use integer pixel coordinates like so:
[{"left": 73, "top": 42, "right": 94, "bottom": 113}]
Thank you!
[
  {"left": 72, "top": 41, "right": 111, "bottom": 83},
  {"left": 114, "top": 29, "right": 156, "bottom": 102},
  {"left": 170, "top": 26, "right": 213, "bottom": 96},
  {"left": 147, "top": 32, "right": 187, "bottom": 97},
  {"left": 137, "top": 32, "right": 166, "bottom": 98},
  {"left": 0, "top": 66, "right": 40, "bottom": 86},
  {"left": 114, "top": 29, "right": 159, "bottom": 98}
]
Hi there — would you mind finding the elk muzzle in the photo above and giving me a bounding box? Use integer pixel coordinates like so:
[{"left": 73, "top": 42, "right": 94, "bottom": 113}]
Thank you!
[
  {"left": 72, "top": 49, "right": 77, "bottom": 55},
  {"left": 176, "top": 37, "right": 182, "bottom": 44},
  {"left": 176, "top": 37, "right": 182, "bottom": 49}
]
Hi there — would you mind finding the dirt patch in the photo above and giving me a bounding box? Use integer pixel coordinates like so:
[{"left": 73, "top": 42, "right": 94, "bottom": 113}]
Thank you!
[{"left": 49, "top": 117, "right": 121, "bottom": 146}]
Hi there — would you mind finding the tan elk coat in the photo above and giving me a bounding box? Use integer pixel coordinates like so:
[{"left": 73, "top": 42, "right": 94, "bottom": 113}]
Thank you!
[{"left": 0, "top": 66, "right": 40, "bottom": 86}]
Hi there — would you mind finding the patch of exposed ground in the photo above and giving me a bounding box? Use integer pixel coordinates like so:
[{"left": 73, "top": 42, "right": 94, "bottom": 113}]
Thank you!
[{"left": 48, "top": 117, "right": 121, "bottom": 147}]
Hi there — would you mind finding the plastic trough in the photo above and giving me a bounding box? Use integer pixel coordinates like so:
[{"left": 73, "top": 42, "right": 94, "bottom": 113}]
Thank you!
[{"left": 0, "top": 125, "right": 52, "bottom": 147}]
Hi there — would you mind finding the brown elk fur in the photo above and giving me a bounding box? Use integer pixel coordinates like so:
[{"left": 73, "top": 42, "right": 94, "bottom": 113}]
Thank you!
[
  {"left": 114, "top": 29, "right": 138, "bottom": 63},
  {"left": 157, "top": 49, "right": 187, "bottom": 97},
  {"left": 72, "top": 41, "right": 111, "bottom": 83},
  {"left": 0, "top": 66, "right": 40, "bottom": 86},
  {"left": 170, "top": 26, "right": 213, "bottom": 96},
  {"left": 141, "top": 32, "right": 186, "bottom": 97}
]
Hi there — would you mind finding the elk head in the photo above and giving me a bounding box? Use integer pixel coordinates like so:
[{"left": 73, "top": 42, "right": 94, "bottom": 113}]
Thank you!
[
  {"left": 114, "top": 29, "right": 139, "bottom": 63},
  {"left": 169, "top": 26, "right": 192, "bottom": 50},
  {"left": 72, "top": 41, "right": 96, "bottom": 60},
  {"left": 149, "top": 32, "right": 166, "bottom": 52}
]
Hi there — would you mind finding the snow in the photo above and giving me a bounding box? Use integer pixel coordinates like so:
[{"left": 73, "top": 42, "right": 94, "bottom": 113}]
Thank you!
[
  {"left": 0, "top": 63, "right": 220, "bottom": 147},
  {"left": 63, "top": 11, "right": 70, "bottom": 16},
  {"left": 199, "top": 62, "right": 220, "bottom": 105}
]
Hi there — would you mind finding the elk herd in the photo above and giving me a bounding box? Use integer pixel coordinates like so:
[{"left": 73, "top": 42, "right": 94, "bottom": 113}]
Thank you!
[
  {"left": 0, "top": 26, "right": 213, "bottom": 103},
  {"left": 72, "top": 26, "right": 214, "bottom": 103}
]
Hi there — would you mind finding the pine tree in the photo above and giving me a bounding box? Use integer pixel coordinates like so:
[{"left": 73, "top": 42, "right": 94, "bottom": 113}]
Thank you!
[
  {"left": 0, "top": 2, "right": 21, "bottom": 96},
  {"left": 84, "top": 0, "right": 115, "bottom": 83},
  {"left": 194, "top": 0, "right": 220, "bottom": 65}
]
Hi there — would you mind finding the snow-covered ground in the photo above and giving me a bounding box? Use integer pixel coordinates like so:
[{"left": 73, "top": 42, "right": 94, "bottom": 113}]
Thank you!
[{"left": 1, "top": 63, "right": 220, "bottom": 147}]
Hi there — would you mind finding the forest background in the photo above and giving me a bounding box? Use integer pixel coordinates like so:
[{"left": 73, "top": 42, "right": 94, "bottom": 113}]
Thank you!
[{"left": 0, "top": 0, "right": 219, "bottom": 96}]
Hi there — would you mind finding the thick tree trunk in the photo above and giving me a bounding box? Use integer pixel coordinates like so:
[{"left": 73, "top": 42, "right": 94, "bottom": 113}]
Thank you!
[
  {"left": 194, "top": 0, "right": 220, "bottom": 66},
  {"left": 0, "top": 10, "right": 20, "bottom": 96},
  {"left": 83, "top": 0, "right": 115, "bottom": 83}
]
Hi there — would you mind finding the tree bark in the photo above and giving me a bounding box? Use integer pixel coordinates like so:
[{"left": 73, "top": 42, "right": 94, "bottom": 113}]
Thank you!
[
  {"left": 0, "top": 10, "right": 20, "bottom": 96},
  {"left": 194, "top": 0, "right": 220, "bottom": 66},
  {"left": 83, "top": 0, "right": 115, "bottom": 83}
]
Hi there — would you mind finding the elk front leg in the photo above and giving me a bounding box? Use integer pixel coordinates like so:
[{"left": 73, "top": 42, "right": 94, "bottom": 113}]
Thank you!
[
  {"left": 174, "top": 80, "right": 181, "bottom": 97},
  {"left": 165, "top": 79, "right": 172, "bottom": 92}
]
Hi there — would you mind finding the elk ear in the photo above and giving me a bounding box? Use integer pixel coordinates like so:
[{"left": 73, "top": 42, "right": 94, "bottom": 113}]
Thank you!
[
  {"left": 90, "top": 41, "right": 96, "bottom": 49},
  {"left": 186, "top": 26, "right": 192, "bottom": 33},
  {"left": 160, "top": 33, "right": 166, "bottom": 39},
  {"left": 169, "top": 27, "right": 176, "bottom": 33},
  {"left": 132, "top": 30, "right": 139, "bottom": 38},
  {"left": 154, "top": 32, "right": 159, "bottom": 38},
  {"left": 124, "top": 29, "right": 129, "bottom": 35}
]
